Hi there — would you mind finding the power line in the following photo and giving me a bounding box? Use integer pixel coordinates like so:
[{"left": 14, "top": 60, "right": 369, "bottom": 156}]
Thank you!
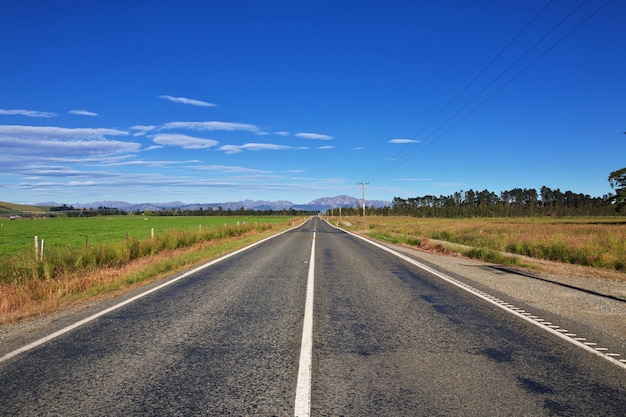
[
  {"left": 423, "top": 0, "right": 611, "bottom": 150},
  {"left": 417, "top": 0, "right": 556, "bottom": 141},
  {"left": 363, "top": 0, "right": 556, "bottom": 181},
  {"left": 365, "top": 0, "right": 610, "bottom": 183}
]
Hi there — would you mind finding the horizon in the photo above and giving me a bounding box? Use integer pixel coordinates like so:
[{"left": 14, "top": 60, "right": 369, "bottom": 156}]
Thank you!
[
  {"left": 2, "top": 1, "right": 625, "bottom": 205},
  {"left": 18, "top": 180, "right": 616, "bottom": 210}
]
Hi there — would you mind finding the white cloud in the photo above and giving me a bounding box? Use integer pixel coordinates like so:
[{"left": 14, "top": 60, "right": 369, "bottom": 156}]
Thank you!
[
  {"left": 0, "top": 125, "right": 139, "bottom": 176},
  {"left": 275, "top": 131, "right": 291, "bottom": 136},
  {"left": 218, "top": 143, "right": 292, "bottom": 154},
  {"left": 159, "top": 95, "right": 217, "bottom": 107},
  {"left": 353, "top": 147, "right": 365, "bottom": 150},
  {"left": 69, "top": 110, "right": 98, "bottom": 117},
  {"left": 318, "top": 145, "right": 334, "bottom": 150},
  {"left": 153, "top": 134, "right": 219, "bottom": 149},
  {"left": 130, "top": 125, "right": 157, "bottom": 136},
  {"left": 163, "top": 121, "right": 261, "bottom": 133},
  {"left": 14, "top": 166, "right": 100, "bottom": 177},
  {"left": 0, "top": 109, "right": 57, "bottom": 118},
  {"left": 102, "top": 159, "right": 196, "bottom": 167},
  {"left": 0, "top": 125, "right": 133, "bottom": 156},
  {"left": 194, "top": 165, "right": 271, "bottom": 174},
  {"left": 389, "top": 138, "right": 420, "bottom": 144},
  {"left": 0, "top": 125, "right": 128, "bottom": 140},
  {"left": 296, "top": 132, "right": 333, "bottom": 140},
  {"left": 67, "top": 180, "right": 98, "bottom": 186}
]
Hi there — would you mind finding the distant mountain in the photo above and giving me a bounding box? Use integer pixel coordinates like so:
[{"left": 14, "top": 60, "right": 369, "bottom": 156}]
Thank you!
[
  {"left": 74, "top": 201, "right": 186, "bottom": 210},
  {"left": 204, "top": 199, "right": 295, "bottom": 211},
  {"left": 34, "top": 195, "right": 391, "bottom": 212},
  {"left": 306, "top": 195, "right": 390, "bottom": 210}
]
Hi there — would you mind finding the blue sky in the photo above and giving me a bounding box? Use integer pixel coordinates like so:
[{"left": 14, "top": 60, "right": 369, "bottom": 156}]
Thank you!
[{"left": 1, "top": 0, "right": 624, "bottom": 205}]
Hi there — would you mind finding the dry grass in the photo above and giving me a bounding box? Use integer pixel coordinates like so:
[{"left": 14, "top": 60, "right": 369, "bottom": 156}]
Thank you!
[{"left": 339, "top": 216, "right": 626, "bottom": 276}]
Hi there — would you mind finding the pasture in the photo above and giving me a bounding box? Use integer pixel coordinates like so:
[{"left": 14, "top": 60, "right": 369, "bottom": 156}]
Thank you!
[
  {"left": 0, "top": 215, "right": 300, "bottom": 323},
  {"left": 0, "top": 215, "right": 290, "bottom": 259}
]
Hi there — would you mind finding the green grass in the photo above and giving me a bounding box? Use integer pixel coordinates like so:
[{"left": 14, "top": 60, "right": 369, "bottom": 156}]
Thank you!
[
  {"left": 0, "top": 217, "right": 303, "bottom": 323},
  {"left": 0, "top": 215, "right": 291, "bottom": 258}
]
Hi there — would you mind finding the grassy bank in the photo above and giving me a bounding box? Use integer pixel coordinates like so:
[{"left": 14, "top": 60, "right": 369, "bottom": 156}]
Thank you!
[
  {"left": 0, "top": 217, "right": 302, "bottom": 324},
  {"left": 334, "top": 216, "right": 626, "bottom": 271}
]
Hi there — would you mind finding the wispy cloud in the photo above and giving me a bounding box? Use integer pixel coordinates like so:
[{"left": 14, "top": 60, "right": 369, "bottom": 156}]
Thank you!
[
  {"left": 275, "top": 131, "right": 291, "bottom": 136},
  {"left": 353, "top": 147, "right": 365, "bottom": 150},
  {"left": 163, "top": 121, "right": 261, "bottom": 133},
  {"left": 100, "top": 159, "right": 199, "bottom": 168},
  {"left": 194, "top": 165, "right": 271, "bottom": 174},
  {"left": 0, "top": 125, "right": 136, "bottom": 166},
  {"left": 14, "top": 165, "right": 111, "bottom": 178},
  {"left": 219, "top": 143, "right": 293, "bottom": 154},
  {"left": 69, "top": 110, "right": 98, "bottom": 117},
  {"left": 152, "top": 133, "right": 219, "bottom": 149},
  {"left": 0, "top": 125, "right": 128, "bottom": 140},
  {"left": 389, "top": 138, "right": 420, "bottom": 144},
  {"left": 318, "top": 145, "right": 334, "bottom": 150},
  {"left": 0, "top": 109, "right": 57, "bottom": 118},
  {"left": 159, "top": 95, "right": 217, "bottom": 107},
  {"left": 67, "top": 180, "right": 98, "bottom": 186},
  {"left": 130, "top": 125, "right": 157, "bottom": 136},
  {"left": 296, "top": 132, "right": 333, "bottom": 140}
]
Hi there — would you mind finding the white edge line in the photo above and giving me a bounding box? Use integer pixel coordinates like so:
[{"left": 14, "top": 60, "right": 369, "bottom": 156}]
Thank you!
[
  {"left": 294, "top": 228, "right": 316, "bottom": 417},
  {"left": 0, "top": 221, "right": 308, "bottom": 363},
  {"left": 328, "top": 221, "right": 626, "bottom": 371}
]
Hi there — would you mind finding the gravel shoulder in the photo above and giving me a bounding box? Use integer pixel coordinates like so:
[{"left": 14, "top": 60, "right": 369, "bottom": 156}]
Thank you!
[{"left": 382, "top": 239, "right": 626, "bottom": 363}]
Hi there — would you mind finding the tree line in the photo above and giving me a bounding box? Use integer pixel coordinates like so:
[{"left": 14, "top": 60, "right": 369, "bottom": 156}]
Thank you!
[
  {"left": 387, "top": 186, "right": 620, "bottom": 217},
  {"left": 45, "top": 205, "right": 318, "bottom": 218}
]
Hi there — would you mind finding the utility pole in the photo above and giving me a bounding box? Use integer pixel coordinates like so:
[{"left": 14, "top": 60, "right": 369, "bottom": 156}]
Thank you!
[{"left": 357, "top": 182, "right": 369, "bottom": 222}]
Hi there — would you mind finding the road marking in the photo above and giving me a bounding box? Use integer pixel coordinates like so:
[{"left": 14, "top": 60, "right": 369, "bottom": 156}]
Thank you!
[
  {"left": 0, "top": 222, "right": 305, "bottom": 363},
  {"left": 332, "top": 222, "right": 626, "bottom": 371},
  {"left": 294, "top": 229, "right": 316, "bottom": 417}
]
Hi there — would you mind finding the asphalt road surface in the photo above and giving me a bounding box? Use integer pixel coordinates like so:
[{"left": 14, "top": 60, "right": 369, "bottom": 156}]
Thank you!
[{"left": 1, "top": 217, "right": 625, "bottom": 416}]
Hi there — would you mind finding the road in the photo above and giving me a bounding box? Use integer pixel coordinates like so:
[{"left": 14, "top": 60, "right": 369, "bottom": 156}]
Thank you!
[{"left": 1, "top": 217, "right": 625, "bottom": 416}]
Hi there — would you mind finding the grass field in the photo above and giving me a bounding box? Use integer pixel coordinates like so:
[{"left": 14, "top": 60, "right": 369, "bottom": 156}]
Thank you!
[
  {"left": 0, "top": 215, "right": 290, "bottom": 258},
  {"left": 335, "top": 216, "right": 626, "bottom": 271},
  {"left": 0, "top": 215, "right": 301, "bottom": 324}
]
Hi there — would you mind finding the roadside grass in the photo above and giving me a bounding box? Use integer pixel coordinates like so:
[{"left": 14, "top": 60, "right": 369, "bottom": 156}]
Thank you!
[
  {"left": 337, "top": 216, "right": 626, "bottom": 272},
  {"left": 0, "top": 218, "right": 302, "bottom": 324}
]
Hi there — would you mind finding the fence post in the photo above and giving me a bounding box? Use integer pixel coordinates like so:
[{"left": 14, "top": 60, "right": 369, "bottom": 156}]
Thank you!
[{"left": 34, "top": 236, "right": 39, "bottom": 256}]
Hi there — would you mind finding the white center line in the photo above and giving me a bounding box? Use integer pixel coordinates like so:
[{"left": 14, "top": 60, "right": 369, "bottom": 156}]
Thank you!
[{"left": 294, "top": 229, "right": 316, "bottom": 417}]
